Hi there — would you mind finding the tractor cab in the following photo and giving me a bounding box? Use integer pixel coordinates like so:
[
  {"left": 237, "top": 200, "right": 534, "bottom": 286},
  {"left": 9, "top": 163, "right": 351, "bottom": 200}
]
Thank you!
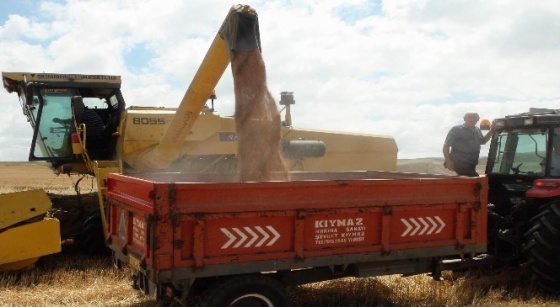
[
  {"left": 2, "top": 72, "right": 125, "bottom": 173},
  {"left": 486, "top": 111, "right": 560, "bottom": 178},
  {"left": 486, "top": 109, "right": 560, "bottom": 211},
  {"left": 484, "top": 108, "right": 560, "bottom": 259}
]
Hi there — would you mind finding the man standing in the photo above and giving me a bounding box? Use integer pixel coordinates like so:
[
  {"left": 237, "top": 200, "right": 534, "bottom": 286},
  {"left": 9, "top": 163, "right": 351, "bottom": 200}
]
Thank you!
[{"left": 443, "top": 112, "right": 496, "bottom": 176}]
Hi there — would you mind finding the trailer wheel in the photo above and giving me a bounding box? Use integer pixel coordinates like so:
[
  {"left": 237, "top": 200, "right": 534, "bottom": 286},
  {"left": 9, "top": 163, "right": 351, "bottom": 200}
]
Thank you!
[
  {"left": 524, "top": 201, "right": 560, "bottom": 294},
  {"left": 199, "top": 275, "right": 290, "bottom": 307},
  {"left": 75, "top": 209, "right": 110, "bottom": 255}
]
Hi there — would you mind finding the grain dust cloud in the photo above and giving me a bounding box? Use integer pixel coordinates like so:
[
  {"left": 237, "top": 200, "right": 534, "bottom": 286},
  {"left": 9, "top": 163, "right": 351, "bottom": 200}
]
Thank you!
[
  {"left": 232, "top": 49, "right": 289, "bottom": 182},
  {"left": 221, "top": 5, "right": 289, "bottom": 182}
]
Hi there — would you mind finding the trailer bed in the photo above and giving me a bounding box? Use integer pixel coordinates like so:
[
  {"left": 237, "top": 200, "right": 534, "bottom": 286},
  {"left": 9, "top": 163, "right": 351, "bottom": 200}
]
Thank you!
[{"left": 107, "top": 170, "right": 487, "bottom": 284}]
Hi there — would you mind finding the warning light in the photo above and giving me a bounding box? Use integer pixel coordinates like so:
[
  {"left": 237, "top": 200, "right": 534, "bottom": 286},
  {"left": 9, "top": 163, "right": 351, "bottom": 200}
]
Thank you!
[{"left": 480, "top": 119, "right": 491, "bottom": 130}]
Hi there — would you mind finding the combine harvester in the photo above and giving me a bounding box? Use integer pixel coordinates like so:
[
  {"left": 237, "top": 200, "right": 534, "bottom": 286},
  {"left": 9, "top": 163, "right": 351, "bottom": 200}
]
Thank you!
[{"left": 0, "top": 5, "right": 397, "bottom": 270}]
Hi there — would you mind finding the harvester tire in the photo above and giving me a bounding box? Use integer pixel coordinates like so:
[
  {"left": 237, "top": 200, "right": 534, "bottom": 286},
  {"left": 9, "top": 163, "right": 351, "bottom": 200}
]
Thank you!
[
  {"left": 75, "top": 209, "right": 110, "bottom": 255},
  {"left": 198, "top": 275, "right": 290, "bottom": 307},
  {"left": 524, "top": 201, "right": 560, "bottom": 294}
]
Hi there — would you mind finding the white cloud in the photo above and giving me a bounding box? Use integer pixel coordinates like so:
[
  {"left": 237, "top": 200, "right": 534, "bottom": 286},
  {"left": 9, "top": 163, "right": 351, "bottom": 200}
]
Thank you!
[{"left": 1, "top": 0, "right": 559, "bottom": 161}]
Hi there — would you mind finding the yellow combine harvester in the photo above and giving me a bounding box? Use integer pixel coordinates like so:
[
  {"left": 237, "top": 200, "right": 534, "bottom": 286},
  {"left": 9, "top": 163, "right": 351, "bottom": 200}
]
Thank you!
[{"left": 0, "top": 4, "right": 398, "bottom": 271}]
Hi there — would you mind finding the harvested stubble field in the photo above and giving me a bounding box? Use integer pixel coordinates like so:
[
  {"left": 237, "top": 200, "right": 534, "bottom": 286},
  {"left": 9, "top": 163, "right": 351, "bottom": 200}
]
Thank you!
[{"left": 1, "top": 162, "right": 560, "bottom": 307}]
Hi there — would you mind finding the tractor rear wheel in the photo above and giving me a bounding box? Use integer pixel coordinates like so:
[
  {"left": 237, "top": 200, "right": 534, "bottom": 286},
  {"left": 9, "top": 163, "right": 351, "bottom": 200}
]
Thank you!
[
  {"left": 524, "top": 201, "right": 560, "bottom": 294},
  {"left": 198, "top": 275, "right": 290, "bottom": 307}
]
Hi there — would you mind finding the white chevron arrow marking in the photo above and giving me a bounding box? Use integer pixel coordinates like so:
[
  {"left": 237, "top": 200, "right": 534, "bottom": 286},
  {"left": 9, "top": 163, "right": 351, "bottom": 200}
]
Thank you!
[
  {"left": 232, "top": 228, "right": 248, "bottom": 248},
  {"left": 401, "top": 218, "right": 413, "bottom": 237},
  {"left": 266, "top": 225, "right": 281, "bottom": 246},
  {"left": 400, "top": 216, "right": 446, "bottom": 237},
  {"left": 255, "top": 226, "right": 270, "bottom": 247},
  {"left": 418, "top": 217, "right": 429, "bottom": 235},
  {"left": 220, "top": 228, "right": 237, "bottom": 249},
  {"left": 426, "top": 217, "right": 438, "bottom": 235},
  {"left": 244, "top": 227, "right": 259, "bottom": 248},
  {"left": 435, "top": 216, "right": 446, "bottom": 234},
  {"left": 220, "top": 225, "right": 281, "bottom": 249},
  {"left": 410, "top": 218, "right": 421, "bottom": 236}
]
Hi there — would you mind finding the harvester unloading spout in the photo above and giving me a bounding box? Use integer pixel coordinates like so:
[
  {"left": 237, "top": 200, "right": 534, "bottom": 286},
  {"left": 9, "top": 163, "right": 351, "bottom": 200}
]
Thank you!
[{"left": 131, "top": 4, "right": 260, "bottom": 170}]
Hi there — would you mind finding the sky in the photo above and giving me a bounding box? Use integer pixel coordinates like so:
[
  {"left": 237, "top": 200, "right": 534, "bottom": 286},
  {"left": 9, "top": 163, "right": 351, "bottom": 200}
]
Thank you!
[{"left": 1, "top": 0, "right": 560, "bottom": 161}]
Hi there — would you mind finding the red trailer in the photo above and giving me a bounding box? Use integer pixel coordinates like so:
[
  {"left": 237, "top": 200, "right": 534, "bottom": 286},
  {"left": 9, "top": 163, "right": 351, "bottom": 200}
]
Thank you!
[{"left": 106, "top": 171, "right": 487, "bottom": 306}]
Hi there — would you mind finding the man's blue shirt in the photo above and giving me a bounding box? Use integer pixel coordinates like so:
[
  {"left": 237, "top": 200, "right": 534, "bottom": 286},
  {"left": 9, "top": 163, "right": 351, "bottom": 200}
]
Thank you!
[{"left": 444, "top": 124, "right": 484, "bottom": 165}]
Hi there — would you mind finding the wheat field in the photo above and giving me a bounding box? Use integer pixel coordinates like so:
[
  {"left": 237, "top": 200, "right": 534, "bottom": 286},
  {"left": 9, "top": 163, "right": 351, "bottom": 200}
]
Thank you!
[{"left": 1, "top": 252, "right": 559, "bottom": 306}]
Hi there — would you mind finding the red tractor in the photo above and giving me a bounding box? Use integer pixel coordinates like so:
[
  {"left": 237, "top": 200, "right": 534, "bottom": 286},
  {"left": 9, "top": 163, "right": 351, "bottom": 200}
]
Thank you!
[{"left": 485, "top": 108, "right": 560, "bottom": 293}]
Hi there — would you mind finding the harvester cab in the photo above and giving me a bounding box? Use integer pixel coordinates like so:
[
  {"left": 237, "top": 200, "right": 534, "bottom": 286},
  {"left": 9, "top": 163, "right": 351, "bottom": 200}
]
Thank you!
[{"left": 2, "top": 72, "right": 125, "bottom": 174}]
